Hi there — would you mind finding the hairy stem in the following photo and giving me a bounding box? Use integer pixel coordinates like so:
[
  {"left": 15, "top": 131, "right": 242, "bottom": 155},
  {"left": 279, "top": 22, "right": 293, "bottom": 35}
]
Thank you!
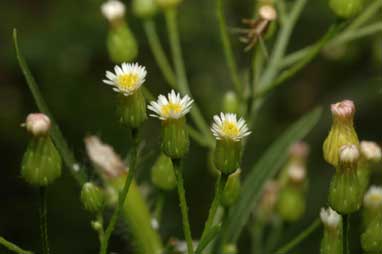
[
  {"left": 216, "top": 0, "right": 242, "bottom": 97},
  {"left": 172, "top": 159, "right": 194, "bottom": 254},
  {"left": 39, "top": 187, "right": 49, "bottom": 254},
  {"left": 0, "top": 237, "right": 34, "bottom": 254},
  {"left": 143, "top": 19, "right": 177, "bottom": 88},
  {"left": 99, "top": 132, "right": 139, "bottom": 254}
]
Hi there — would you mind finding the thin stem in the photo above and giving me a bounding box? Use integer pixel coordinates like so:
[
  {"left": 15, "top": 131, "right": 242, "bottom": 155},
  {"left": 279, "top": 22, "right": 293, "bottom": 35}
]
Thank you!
[
  {"left": 39, "top": 187, "right": 49, "bottom": 254},
  {"left": 154, "top": 191, "right": 165, "bottom": 225},
  {"left": 274, "top": 218, "right": 321, "bottom": 254},
  {"left": 216, "top": 0, "right": 242, "bottom": 97},
  {"left": 164, "top": 9, "right": 213, "bottom": 144},
  {"left": 343, "top": 214, "right": 350, "bottom": 254},
  {"left": 344, "top": 0, "right": 382, "bottom": 32},
  {"left": 172, "top": 159, "right": 194, "bottom": 254},
  {"left": 265, "top": 217, "right": 283, "bottom": 254},
  {"left": 143, "top": 19, "right": 177, "bottom": 88},
  {"left": 100, "top": 132, "right": 139, "bottom": 254},
  {"left": 198, "top": 173, "right": 228, "bottom": 251},
  {"left": 0, "top": 237, "right": 34, "bottom": 254},
  {"left": 250, "top": 219, "right": 264, "bottom": 254}
]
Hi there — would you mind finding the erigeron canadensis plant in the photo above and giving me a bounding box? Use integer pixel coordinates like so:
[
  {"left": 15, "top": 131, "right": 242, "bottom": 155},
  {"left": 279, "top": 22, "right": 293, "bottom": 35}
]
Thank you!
[{"left": 4, "top": 0, "right": 382, "bottom": 253}]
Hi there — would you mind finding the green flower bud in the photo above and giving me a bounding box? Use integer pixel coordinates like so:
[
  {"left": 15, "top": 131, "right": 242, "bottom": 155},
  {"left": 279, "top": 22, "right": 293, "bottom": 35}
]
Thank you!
[
  {"left": 118, "top": 88, "right": 147, "bottom": 128},
  {"left": 222, "top": 91, "right": 242, "bottom": 115},
  {"left": 320, "top": 207, "right": 343, "bottom": 254},
  {"left": 362, "top": 186, "right": 382, "bottom": 230},
  {"left": 156, "top": 0, "right": 183, "bottom": 9},
  {"left": 107, "top": 24, "right": 138, "bottom": 63},
  {"left": 323, "top": 100, "right": 359, "bottom": 167},
  {"left": 329, "top": 145, "right": 363, "bottom": 214},
  {"left": 151, "top": 153, "right": 176, "bottom": 191},
  {"left": 221, "top": 169, "right": 241, "bottom": 207},
  {"left": 329, "top": 0, "right": 365, "bottom": 18},
  {"left": 81, "top": 182, "right": 105, "bottom": 213},
  {"left": 361, "top": 212, "right": 382, "bottom": 252},
  {"left": 214, "top": 140, "right": 241, "bottom": 175},
  {"left": 133, "top": 0, "right": 157, "bottom": 18},
  {"left": 161, "top": 117, "right": 189, "bottom": 159},
  {"left": 21, "top": 113, "right": 62, "bottom": 186},
  {"left": 277, "top": 186, "right": 305, "bottom": 222}
]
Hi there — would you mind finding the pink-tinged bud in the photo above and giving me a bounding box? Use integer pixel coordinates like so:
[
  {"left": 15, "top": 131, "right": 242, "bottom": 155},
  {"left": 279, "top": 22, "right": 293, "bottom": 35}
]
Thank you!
[
  {"left": 323, "top": 99, "right": 359, "bottom": 167},
  {"left": 289, "top": 142, "right": 310, "bottom": 161},
  {"left": 360, "top": 141, "right": 382, "bottom": 163},
  {"left": 259, "top": 5, "right": 277, "bottom": 21},
  {"left": 84, "top": 136, "right": 126, "bottom": 178},
  {"left": 24, "top": 113, "right": 51, "bottom": 136},
  {"left": 338, "top": 144, "right": 359, "bottom": 170}
]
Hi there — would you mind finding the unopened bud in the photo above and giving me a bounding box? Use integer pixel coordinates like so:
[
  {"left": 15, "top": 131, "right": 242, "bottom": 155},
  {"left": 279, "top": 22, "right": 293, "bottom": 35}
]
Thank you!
[
  {"left": 323, "top": 100, "right": 359, "bottom": 167},
  {"left": 338, "top": 144, "right": 359, "bottom": 170},
  {"left": 222, "top": 91, "right": 242, "bottom": 115},
  {"left": 362, "top": 186, "right": 382, "bottom": 229},
  {"left": 221, "top": 169, "right": 241, "bottom": 207},
  {"left": 288, "top": 164, "right": 306, "bottom": 184},
  {"left": 81, "top": 182, "right": 105, "bottom": 213},
  {"left": 151, "top": 153, "right": 176, "bottom": 191},
  {"left": 107, "top": 24, "right": 139, "bottom": 63},
  {"left": 101, "top": 0, "right": 125, "bottom": 22},
  {"left": 24, "top": 113, "right": 51, "bottom": 136},
  {"left": 289, "top": 141, "right": 310, "bottom": 163},
  {"left": 133, "top": 0, "right": 157, "bottom": 18},
  {"left": 329, "top": 0, "right": 365, "bottom": 18},
  {"left": 277, "top": 186, "right": 305, "bottom": 222},
  {"left": 320, "top": 207, "right": 343, "bottom": 254},
  {"left": 360, "top": 141, "right": 382, "bottom": 163}
]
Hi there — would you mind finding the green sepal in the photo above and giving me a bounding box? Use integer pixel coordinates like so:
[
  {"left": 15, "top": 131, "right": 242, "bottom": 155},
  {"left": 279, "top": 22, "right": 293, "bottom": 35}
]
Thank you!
[
  {"left": 214, "top": 140, "right": 242, "bottom": 175},
  {"left": 161, "top": 117, "right": 189, "bottom": 159},
  {"left": 221, "top": 170, "right": 241, "bottom": 207},
  {"left": 118, "top": 88, "right": 147, "bottom": 128},
  {"left": 132, "top": 0, "right": 157, "bottom": 18},
  {"left": 320, "top": 221, "right": 343, "bottom": 254},
  {"left": 361, "top": 213, "right": 382, "bottom": 252},
  {"left": 107, "top": 24, "right": 138, "bottom": 63},
  {"left": 329, "top": 0, "right": 365, "bottom": 18},
  {"left": 277, "top": 186, "right": 305, "bottom": 222},
  {"left": 21, "top": 136, "right": 62, "bottom": 186},
  {"left": 329, "top": 169, "right": 363, "bottom": 214},
  {"left": 151, "top": 153, "right": 176, "bottom": 191},
  {"left": 81, "top": 182, "right": 105, "bottom": 213}
]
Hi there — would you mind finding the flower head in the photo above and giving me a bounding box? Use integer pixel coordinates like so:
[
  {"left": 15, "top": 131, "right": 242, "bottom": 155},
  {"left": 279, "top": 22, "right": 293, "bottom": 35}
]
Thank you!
[
  {"left": 288, "top": 164, "right": 306, "bottom": 183},
  {"left": 148, "top": 90, "right": 193, "bottom": 120},
  {"left": 24, "top": 113, "right": 51, "bottom": 136},
  {"left": 360, "top": 141, "right": 382, "bottom": 162},
  {"left": 364, "top": 186, "right": 382, "bottom": 209},
  {"left": 331, "top": 99, "right": 355, "bottom": 122},
  {"left": 211, "top": 113, "right": 251, "bottom": 142},
  {"left": 259, "top": 5, "right": 277, "bottom": 21},
  {"left": 101, "top": 0, "right": 126, "bottom": 21},
  {"left": 103, "top": 63, "right": 147, "bottom": 96},
  {"left": 320, "top": 207, "right": 341, "bottom": 229}
]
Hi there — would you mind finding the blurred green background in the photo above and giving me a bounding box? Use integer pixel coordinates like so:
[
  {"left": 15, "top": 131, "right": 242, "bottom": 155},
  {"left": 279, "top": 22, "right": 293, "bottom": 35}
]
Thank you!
[{"left": 1, "top": 0, "right": 381, "bottom": 253}]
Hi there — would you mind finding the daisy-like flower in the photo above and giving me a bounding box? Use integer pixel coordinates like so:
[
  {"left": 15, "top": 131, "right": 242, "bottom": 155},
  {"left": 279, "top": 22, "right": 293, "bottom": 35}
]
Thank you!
[
  {"left": 101, "top": 0, "right": 126, "bottom": 22},
  {"left": 211, "top": 113, "right": 251, "bottom": 142},
  {"left": 103, "top": 63, "right": 147, "bottom": 96},
  {"left": 148, "top": 90, "right": 193, "bottom": 120}
]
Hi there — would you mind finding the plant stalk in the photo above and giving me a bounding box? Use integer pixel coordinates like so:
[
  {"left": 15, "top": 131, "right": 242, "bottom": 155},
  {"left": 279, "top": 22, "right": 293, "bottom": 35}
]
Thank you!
[
  {"left": 0, "top": 237, "right": 34, "bottom": 254},
  {"left": 39, "top": 187, "right": 49, "bottom": 254}
]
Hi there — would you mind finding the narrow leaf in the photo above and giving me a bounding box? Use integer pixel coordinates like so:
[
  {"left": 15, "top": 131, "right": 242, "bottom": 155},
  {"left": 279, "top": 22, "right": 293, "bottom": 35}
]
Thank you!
[
  {"left": 224, "top": 107, "right": 322, "bottom": 242},
  {"left": 13, "top": 29, "right": 87, "bottom": 184}
]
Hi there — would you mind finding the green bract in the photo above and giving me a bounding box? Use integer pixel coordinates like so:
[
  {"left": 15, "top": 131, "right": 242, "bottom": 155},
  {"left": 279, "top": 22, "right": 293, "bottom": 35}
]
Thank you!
[
  {"left": 214, "top": 140, "right": 241, "bottom": 175},
  {"left": 107, "top": 24, "right": 138, "bottom": 63},
  {"left": 118, "top": 89, "right": 147, "bottom": 128},
  {"left": 151, "top": 153, "right": 176, "bottom": 191},
  {"left": 161, "top": 117, "right": 189, "bottom": 159},
  {"left": 221, "top": 170, "right": 241, "bottom": 207},
  {"left": 81, "top": 182, "right": 105, "bottom": 213}
]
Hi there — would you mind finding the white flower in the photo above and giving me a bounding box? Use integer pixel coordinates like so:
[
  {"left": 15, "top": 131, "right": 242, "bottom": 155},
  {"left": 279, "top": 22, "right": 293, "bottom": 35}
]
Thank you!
[
  {"left": 101, "top": 0, "right": 125, "bottom": 21},
  {"left": 320, "top": 207, "right": 341, "bottom": 229},
  {"left": 364, "top": 186, "right": 382, "bottom": 208},
  {"left": 147, "top": 90, "right": 193, "bottom": 120},
  {"left": 103, "top": 63, "right": 147, "bottom": 96},
  {"left": 24, "top": 113, "right": 51, "bottom": 136},
  {"left": 211, "top": 113, "right": 251, "bottom": 141},
  {"left": 339, "top": 144, "right": 359, "bottom": 163},
  {"left": 360, "top": 141, "right": 382, "bottom": 162},
  {"left": 84, "top": 136, "right": 126, "bottom": 178}
]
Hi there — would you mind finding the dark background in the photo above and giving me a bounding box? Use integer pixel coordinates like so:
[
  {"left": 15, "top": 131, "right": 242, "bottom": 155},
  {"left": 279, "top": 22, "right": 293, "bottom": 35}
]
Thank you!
[{"left": 0, "top": 0, "right": 381, "bottom": 253}]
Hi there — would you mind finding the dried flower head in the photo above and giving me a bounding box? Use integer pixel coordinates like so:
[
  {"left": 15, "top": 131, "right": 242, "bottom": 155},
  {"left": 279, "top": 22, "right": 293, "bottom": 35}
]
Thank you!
[
  {"left": 331, "top": 99, "right": 355, "bottom": 122},
  {"left": 84, "top": 136, "right": 126, "bottom": 178},
  {"left": 148, "top": 90, "right": 193, "bottom": 121},
  {"left": 101, "top": 0, "right": 126, "bottom": 22},
  {"left": 360, "top": 141, "right": 382, "bottom": 162},
  {"left": 103, "top": 63, "right": 147, "bottom": 96},
  {"left": 24, "top": 113, "right": 51, "bottom": 136},
  {"left": 320, "top": 207, "right": 342, "bottom": 229},
  {"left": 364, "top": 186, "right": 382, "bottom": 209},
  {"left": 211, "top": 113, "right": 251, "bottom": 142}
]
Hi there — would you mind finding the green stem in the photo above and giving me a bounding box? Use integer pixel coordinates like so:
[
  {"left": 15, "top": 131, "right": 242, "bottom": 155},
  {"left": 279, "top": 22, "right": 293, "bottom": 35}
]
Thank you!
[
  {"left": 198, "top": 174, "right": 228, "bottom": 252},
  {"left": 172, "top": 159, "right": 194, "bottom": 254},
  {"left": 344, "top": 0, "right": 382, "bottom": 32},
  {"left": 143, "top": 19, "right": 177, "bottom": 88},
  {"left": 0, "top": 237, "right": 34, "bottom": 254},
  {"left": 39, "top": 187, "right": 49, "bottom": 254},
  {"left": 95, "top": 213, "right": 105, "bottom": 244},
  {"left": 154, "top": 191, "right": 165, "bottom": 225},
  {"left": 265, "top": 218, "right": 283, "bottom": 254},
  {"left": 250, "top": 219, "right": 264, "bottom": 254},
  {"left": 274, "top": 218, "right": 321, "bottom": 254},
  {"left": 216, "top": 0, "right": 242, "bottom": 97},
  {"left": 100, "top": 133, "right": 139, "bottom": 254},
  {"left": 343, "top": 214, "right": 350, "bottom": 254},
  {"left": 164, "top": 9, "right": 213, "bottom": 145}
]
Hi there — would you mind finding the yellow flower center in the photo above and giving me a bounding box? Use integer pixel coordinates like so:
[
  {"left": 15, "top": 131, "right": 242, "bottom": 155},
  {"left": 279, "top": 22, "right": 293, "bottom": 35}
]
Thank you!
[
  {"left": 370, "top": 194, "right": 382, "bottom": 204},
  {"left": 161, "top": 103, "right": 182, "bottom": 117},
  {"left": 117, "top": 74, "right": 139, "bottom": 90},
  {"left": 222, "top": 121, "right": 240, "bottom": 137}
]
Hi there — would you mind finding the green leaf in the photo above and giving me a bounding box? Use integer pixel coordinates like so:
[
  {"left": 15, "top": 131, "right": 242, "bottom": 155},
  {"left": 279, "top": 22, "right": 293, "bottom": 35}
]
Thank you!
[
  {"left": 195, "top": 224, "right": 221, "bottom": 254},
  {"left": 224, "top": 107, "right": 323, "bottom": 243},
  {"left": 13, "top": 29, "right": 87, "bottom": 184}
]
